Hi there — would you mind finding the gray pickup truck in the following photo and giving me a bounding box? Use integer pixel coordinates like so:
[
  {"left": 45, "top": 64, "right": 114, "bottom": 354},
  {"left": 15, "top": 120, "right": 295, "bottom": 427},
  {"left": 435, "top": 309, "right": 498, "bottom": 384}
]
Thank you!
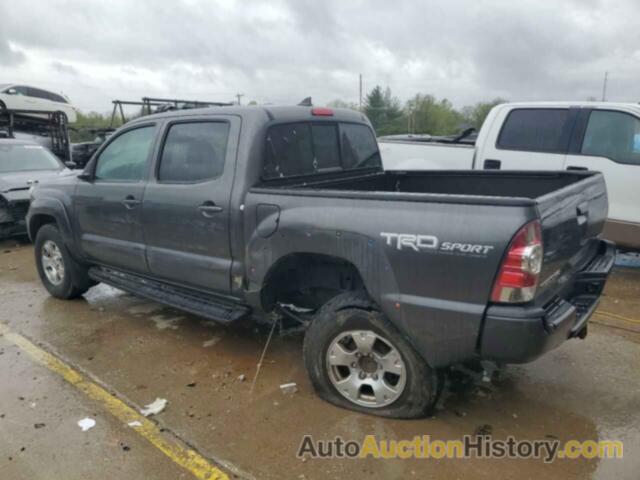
[{"left": 27, "top": 106, "right": 614, "bottom": 418}]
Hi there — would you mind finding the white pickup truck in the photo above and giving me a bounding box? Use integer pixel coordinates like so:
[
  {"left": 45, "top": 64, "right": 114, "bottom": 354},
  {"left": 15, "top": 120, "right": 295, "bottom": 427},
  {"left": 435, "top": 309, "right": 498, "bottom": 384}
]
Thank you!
[{"left": 379, "top": 102, "right": 640, "bottom": 249}]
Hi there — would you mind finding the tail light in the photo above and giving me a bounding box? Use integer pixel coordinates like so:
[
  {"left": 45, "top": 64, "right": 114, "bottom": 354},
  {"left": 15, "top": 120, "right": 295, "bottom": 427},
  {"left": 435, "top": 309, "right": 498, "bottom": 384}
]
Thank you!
[{"left": 491, "top": 220, "right": 543, "bottom": 303}]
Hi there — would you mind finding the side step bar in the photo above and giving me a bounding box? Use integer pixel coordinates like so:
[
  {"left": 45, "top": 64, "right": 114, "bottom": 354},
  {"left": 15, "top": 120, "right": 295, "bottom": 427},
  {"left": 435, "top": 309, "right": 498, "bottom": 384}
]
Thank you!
[{"left": 88, "top": 267, "right": 250, "bottom": 324}]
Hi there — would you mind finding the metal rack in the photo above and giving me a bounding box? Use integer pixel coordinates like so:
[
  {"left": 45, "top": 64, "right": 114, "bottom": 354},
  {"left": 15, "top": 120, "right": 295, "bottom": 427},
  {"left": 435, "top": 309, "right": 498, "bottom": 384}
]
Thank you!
[
  {"left": 110, "top": 97, "right": 233, "bottom": 127},
  {"left": 0, "top": 109, "right": 71, "bottom": 162}
]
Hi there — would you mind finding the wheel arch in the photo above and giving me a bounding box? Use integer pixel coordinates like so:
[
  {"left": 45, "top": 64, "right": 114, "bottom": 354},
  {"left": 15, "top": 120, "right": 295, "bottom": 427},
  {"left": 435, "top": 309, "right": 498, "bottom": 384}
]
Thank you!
[
  {"left": 27, "top": 198, "right": 75, "bottom": 248},
  {"left": 258, "top": 252, "right": 370, "bottom": 312}
]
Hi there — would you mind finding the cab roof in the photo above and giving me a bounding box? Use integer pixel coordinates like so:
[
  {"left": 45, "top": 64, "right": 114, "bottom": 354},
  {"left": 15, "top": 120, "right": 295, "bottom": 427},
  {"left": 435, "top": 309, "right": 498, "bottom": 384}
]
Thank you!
[{"left": 127, "top": 105, "right": 370, "bottom": 126}]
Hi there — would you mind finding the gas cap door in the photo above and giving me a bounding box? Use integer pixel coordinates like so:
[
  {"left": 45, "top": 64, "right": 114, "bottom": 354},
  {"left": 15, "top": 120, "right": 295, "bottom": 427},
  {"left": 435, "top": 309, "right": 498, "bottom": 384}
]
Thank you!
[{"left": 256, "top": 204, "right": 280, "bottom": 238}]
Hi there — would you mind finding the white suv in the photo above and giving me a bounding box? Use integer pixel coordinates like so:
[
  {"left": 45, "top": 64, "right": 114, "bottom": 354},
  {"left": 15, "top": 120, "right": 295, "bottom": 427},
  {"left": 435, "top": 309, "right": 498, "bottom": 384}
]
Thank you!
[{"left": 0, "top": 84, "right": 77, "bottom": 123}]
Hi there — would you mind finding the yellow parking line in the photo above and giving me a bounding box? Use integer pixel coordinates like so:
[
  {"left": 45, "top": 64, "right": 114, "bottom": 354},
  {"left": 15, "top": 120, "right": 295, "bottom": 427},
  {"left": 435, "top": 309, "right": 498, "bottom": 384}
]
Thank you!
[
  {"left": 0, "top": 322, "right": 229, "bottom": 480},
  {"left": 594, "top": 310, "right": 640, "bottom": 325}
]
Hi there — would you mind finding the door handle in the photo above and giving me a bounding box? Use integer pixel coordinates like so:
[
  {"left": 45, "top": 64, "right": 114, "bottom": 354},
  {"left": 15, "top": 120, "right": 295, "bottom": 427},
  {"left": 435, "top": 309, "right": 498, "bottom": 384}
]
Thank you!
[
  {"left": 121, "top": 195, "right": 140, "bottom": 209},
  {"left": 484, "top": 159, "right": 501, "bottom": 170},
  {"left": 198, "top": 201, "right": 223, "bottom": 217},
  {"left": 567, "top": 165, "right": 588, "bottom": 171}
]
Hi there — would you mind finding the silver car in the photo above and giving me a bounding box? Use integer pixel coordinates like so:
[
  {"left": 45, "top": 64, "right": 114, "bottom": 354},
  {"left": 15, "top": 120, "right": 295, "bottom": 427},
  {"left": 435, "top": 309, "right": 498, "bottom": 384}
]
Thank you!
[{"left": 0, "top": 139, "right": 72, "bottom": 238}]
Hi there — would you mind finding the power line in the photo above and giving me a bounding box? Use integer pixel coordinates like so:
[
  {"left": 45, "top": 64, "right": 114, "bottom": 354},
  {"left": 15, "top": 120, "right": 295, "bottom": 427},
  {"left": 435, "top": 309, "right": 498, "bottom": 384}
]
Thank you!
[{"left": 359, "top": 73, "right": 363, "bottom": 111}]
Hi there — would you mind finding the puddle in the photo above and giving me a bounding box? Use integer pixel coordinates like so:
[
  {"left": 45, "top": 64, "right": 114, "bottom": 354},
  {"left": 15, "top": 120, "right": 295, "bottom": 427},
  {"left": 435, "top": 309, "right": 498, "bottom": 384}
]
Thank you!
[{"left": 615, "top": 251, "right": 640, "bottom": 268}]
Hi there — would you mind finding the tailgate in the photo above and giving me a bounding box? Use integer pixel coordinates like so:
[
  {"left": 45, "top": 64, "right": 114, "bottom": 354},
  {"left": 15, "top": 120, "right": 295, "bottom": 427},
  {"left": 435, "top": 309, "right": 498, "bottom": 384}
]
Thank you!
[{"left": 535, "top": 172, "right": 608, "bottom": 303}]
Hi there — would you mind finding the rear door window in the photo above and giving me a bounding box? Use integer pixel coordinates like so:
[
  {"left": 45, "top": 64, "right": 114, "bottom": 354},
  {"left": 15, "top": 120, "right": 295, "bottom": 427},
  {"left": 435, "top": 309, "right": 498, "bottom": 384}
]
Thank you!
[
  {"left": 158, "top": 121, "right": 230, "bottom": 182},
  {"left": 581, "top": 110, "right": 640, "bottom": 165},
  {"left": 26, "top": 87, "right": 48, "bottom": 100},
  {"left": 497, "top": 109, "right": 570, "bottom": 153}
]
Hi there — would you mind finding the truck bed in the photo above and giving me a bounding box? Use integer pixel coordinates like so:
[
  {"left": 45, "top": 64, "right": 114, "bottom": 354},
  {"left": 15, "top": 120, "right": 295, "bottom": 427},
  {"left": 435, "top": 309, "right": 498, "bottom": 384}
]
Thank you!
[
  {"left": 261, "top": 170, "right": 601, "bottom": 204},
  {"left": 252, "top": 168, "right": 608, "bottom": 318}
]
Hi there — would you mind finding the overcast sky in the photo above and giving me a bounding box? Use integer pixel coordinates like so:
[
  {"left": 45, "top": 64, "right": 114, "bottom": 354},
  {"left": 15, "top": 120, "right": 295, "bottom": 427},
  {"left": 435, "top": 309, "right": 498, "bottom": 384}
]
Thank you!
[{"left": 2, "top": 0, "right": 639, "bottom": 113}]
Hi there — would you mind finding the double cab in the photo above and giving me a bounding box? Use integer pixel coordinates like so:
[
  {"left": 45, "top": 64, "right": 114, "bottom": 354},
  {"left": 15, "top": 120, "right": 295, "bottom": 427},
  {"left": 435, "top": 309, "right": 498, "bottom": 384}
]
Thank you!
[{"left": 27, "top": 106, "right": 614, "bottom": 417}]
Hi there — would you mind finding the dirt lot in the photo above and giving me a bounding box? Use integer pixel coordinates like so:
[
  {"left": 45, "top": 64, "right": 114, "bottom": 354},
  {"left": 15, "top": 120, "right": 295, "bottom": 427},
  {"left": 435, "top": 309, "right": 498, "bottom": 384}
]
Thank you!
[{"left": 1, "top": 238, "right": 639, "bottom": 480}]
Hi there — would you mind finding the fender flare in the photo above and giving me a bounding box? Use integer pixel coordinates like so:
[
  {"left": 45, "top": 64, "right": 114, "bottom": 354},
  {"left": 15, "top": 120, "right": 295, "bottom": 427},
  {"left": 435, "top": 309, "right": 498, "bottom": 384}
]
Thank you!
[{"left": 27, "top": 197, "right": 75, "bottom": 248}]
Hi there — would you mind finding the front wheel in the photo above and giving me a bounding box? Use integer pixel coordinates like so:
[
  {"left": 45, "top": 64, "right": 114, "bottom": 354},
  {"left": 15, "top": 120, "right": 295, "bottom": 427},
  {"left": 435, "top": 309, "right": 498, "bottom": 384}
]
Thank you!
[
  {"left": 303, "top": 292, "right": 439, "bottom": 418},
  {"left": 35, "top": 224, "right": 91, "bottom": 299}
]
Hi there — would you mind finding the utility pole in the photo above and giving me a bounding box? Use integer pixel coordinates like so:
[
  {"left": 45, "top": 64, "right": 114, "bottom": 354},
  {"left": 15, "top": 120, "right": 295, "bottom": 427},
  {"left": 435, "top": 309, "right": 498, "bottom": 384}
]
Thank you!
[
  {"left": 235, "top": 93, "right": 244, "bottom": 106},
  {"left": 359, "top": 74, "right": 363, "bottom": 111},
  {"left": 601, "top": 72, "right": 608, "bottom": 102}
]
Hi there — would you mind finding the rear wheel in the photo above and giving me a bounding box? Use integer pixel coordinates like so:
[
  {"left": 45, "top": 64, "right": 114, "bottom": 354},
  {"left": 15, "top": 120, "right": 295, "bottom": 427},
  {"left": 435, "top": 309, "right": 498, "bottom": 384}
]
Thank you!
[
  {"left": 303, "top": 292, "right": 439, "bottom": 418},
  {"left": 35, "top": 224, "right": 91, "bottom": 299}
]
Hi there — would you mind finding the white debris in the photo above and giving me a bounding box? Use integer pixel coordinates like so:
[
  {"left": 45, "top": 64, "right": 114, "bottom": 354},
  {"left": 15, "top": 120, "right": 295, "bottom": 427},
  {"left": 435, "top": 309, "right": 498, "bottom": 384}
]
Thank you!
[
  {"left": 278, "top": 303, "right": 314, "bottom": 313},
  {"left": 78, "top": 417, "right": 96, "bottom": 431},
  {"left": 140, "top": 398, "right": 168, "bottom": 417},
  {"left": 127, "top": 420, "right": 143, "bottom": 427},
  {"left": 151, "top": 315, "right": 182, "bottom": 330},
  {"left": 280, "top": 382, "right": 298, "bottom": 394},
  {"left": 203, "top": 336, "right": 221, "bottom": 348},
  {"left": 128, "top": 302, "right": 164, "bottom": 315},
  {"left": 238, "top": 374, "right": 246, "bottom": 382}
]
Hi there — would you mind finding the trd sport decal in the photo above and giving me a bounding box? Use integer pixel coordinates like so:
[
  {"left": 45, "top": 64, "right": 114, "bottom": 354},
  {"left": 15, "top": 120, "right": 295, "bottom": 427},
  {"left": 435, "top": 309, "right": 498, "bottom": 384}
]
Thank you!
[{"left": 380, "top": 232, "right": 494, "bottom": 256}]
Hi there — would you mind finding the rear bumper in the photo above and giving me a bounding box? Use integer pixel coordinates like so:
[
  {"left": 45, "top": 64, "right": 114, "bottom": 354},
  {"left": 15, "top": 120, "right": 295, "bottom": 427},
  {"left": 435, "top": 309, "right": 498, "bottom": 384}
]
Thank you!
[{"left": 479, "top": 240, "right": 615, "bottom": 364}]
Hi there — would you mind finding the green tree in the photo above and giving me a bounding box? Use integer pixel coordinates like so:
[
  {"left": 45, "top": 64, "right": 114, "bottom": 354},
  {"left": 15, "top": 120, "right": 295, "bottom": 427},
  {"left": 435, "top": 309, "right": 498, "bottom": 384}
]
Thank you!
[
  {"left": 327, "top": 99, "right": 359, "bottom": 110},
  {"left": 406, "top": 94, "right": 464, "bottom": 135},
  {"left": 461, "top": 98, "right": 506, "bottom": 130},
  {"left": 69, "top": 111, "right": 123, "bottom": 143},
  {"left": 364, "top": 86, "right": 405, "bottom": 135}
]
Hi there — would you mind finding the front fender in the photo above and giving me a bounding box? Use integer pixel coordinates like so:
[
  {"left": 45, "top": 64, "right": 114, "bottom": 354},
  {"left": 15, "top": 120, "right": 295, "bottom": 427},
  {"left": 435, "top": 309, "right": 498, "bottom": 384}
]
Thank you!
[{"left": 27, "top": 196, "right": 75, "bottom": 248}]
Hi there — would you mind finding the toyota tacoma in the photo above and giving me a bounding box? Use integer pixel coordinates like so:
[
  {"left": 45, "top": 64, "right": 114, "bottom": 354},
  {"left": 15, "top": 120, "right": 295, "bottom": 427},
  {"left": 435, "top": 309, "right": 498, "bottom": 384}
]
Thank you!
[{"left": 27, "top": 106, "right": 614, "bottom": 418}]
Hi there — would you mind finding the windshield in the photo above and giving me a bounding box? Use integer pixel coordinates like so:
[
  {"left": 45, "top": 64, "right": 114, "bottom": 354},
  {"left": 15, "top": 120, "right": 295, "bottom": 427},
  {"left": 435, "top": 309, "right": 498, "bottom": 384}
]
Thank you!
[{"left": 0, "top": 144, "right": 62, "bottom": 173}]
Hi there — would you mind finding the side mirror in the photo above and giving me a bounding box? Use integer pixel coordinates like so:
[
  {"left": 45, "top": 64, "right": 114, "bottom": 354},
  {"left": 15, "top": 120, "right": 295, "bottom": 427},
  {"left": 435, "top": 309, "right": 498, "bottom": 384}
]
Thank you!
[
  {"left": 77, "top": 172, "right": 93, "bottom": 182},
  {"left": 6, "top": 88, "right": 17, "bottom": 95},
  {"left": 65, "top": 161, "right": 77, "bottom": 169}
]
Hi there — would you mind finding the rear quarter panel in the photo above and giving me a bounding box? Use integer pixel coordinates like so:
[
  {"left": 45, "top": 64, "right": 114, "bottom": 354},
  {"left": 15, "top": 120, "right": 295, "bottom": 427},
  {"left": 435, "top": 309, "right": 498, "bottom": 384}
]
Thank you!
[{"left": 244, "top": 191, "right": 537, "bottom": 366}]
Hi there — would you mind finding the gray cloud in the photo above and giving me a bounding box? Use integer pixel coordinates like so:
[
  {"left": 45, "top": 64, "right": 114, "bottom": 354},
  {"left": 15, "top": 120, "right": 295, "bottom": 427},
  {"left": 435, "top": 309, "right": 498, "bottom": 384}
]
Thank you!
[
  {"left": 0, "top": 34, "right": 25, "bottom": 66},
  {"left": 51, "top": 61, "right": 78, "bottom": 76},
  {"left": 2, "top": 0, "right": 640, "bottom": 111}
]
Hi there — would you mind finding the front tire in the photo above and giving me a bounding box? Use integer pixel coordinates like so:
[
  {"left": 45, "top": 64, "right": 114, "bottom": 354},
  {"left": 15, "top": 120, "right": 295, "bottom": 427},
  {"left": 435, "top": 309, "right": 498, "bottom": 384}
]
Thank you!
[
  {"left": 303, "top": 292, "right": 439, "bottom": 418},
  {"left": 35, "top": 224, "right": 90, "bottom": 299}
]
